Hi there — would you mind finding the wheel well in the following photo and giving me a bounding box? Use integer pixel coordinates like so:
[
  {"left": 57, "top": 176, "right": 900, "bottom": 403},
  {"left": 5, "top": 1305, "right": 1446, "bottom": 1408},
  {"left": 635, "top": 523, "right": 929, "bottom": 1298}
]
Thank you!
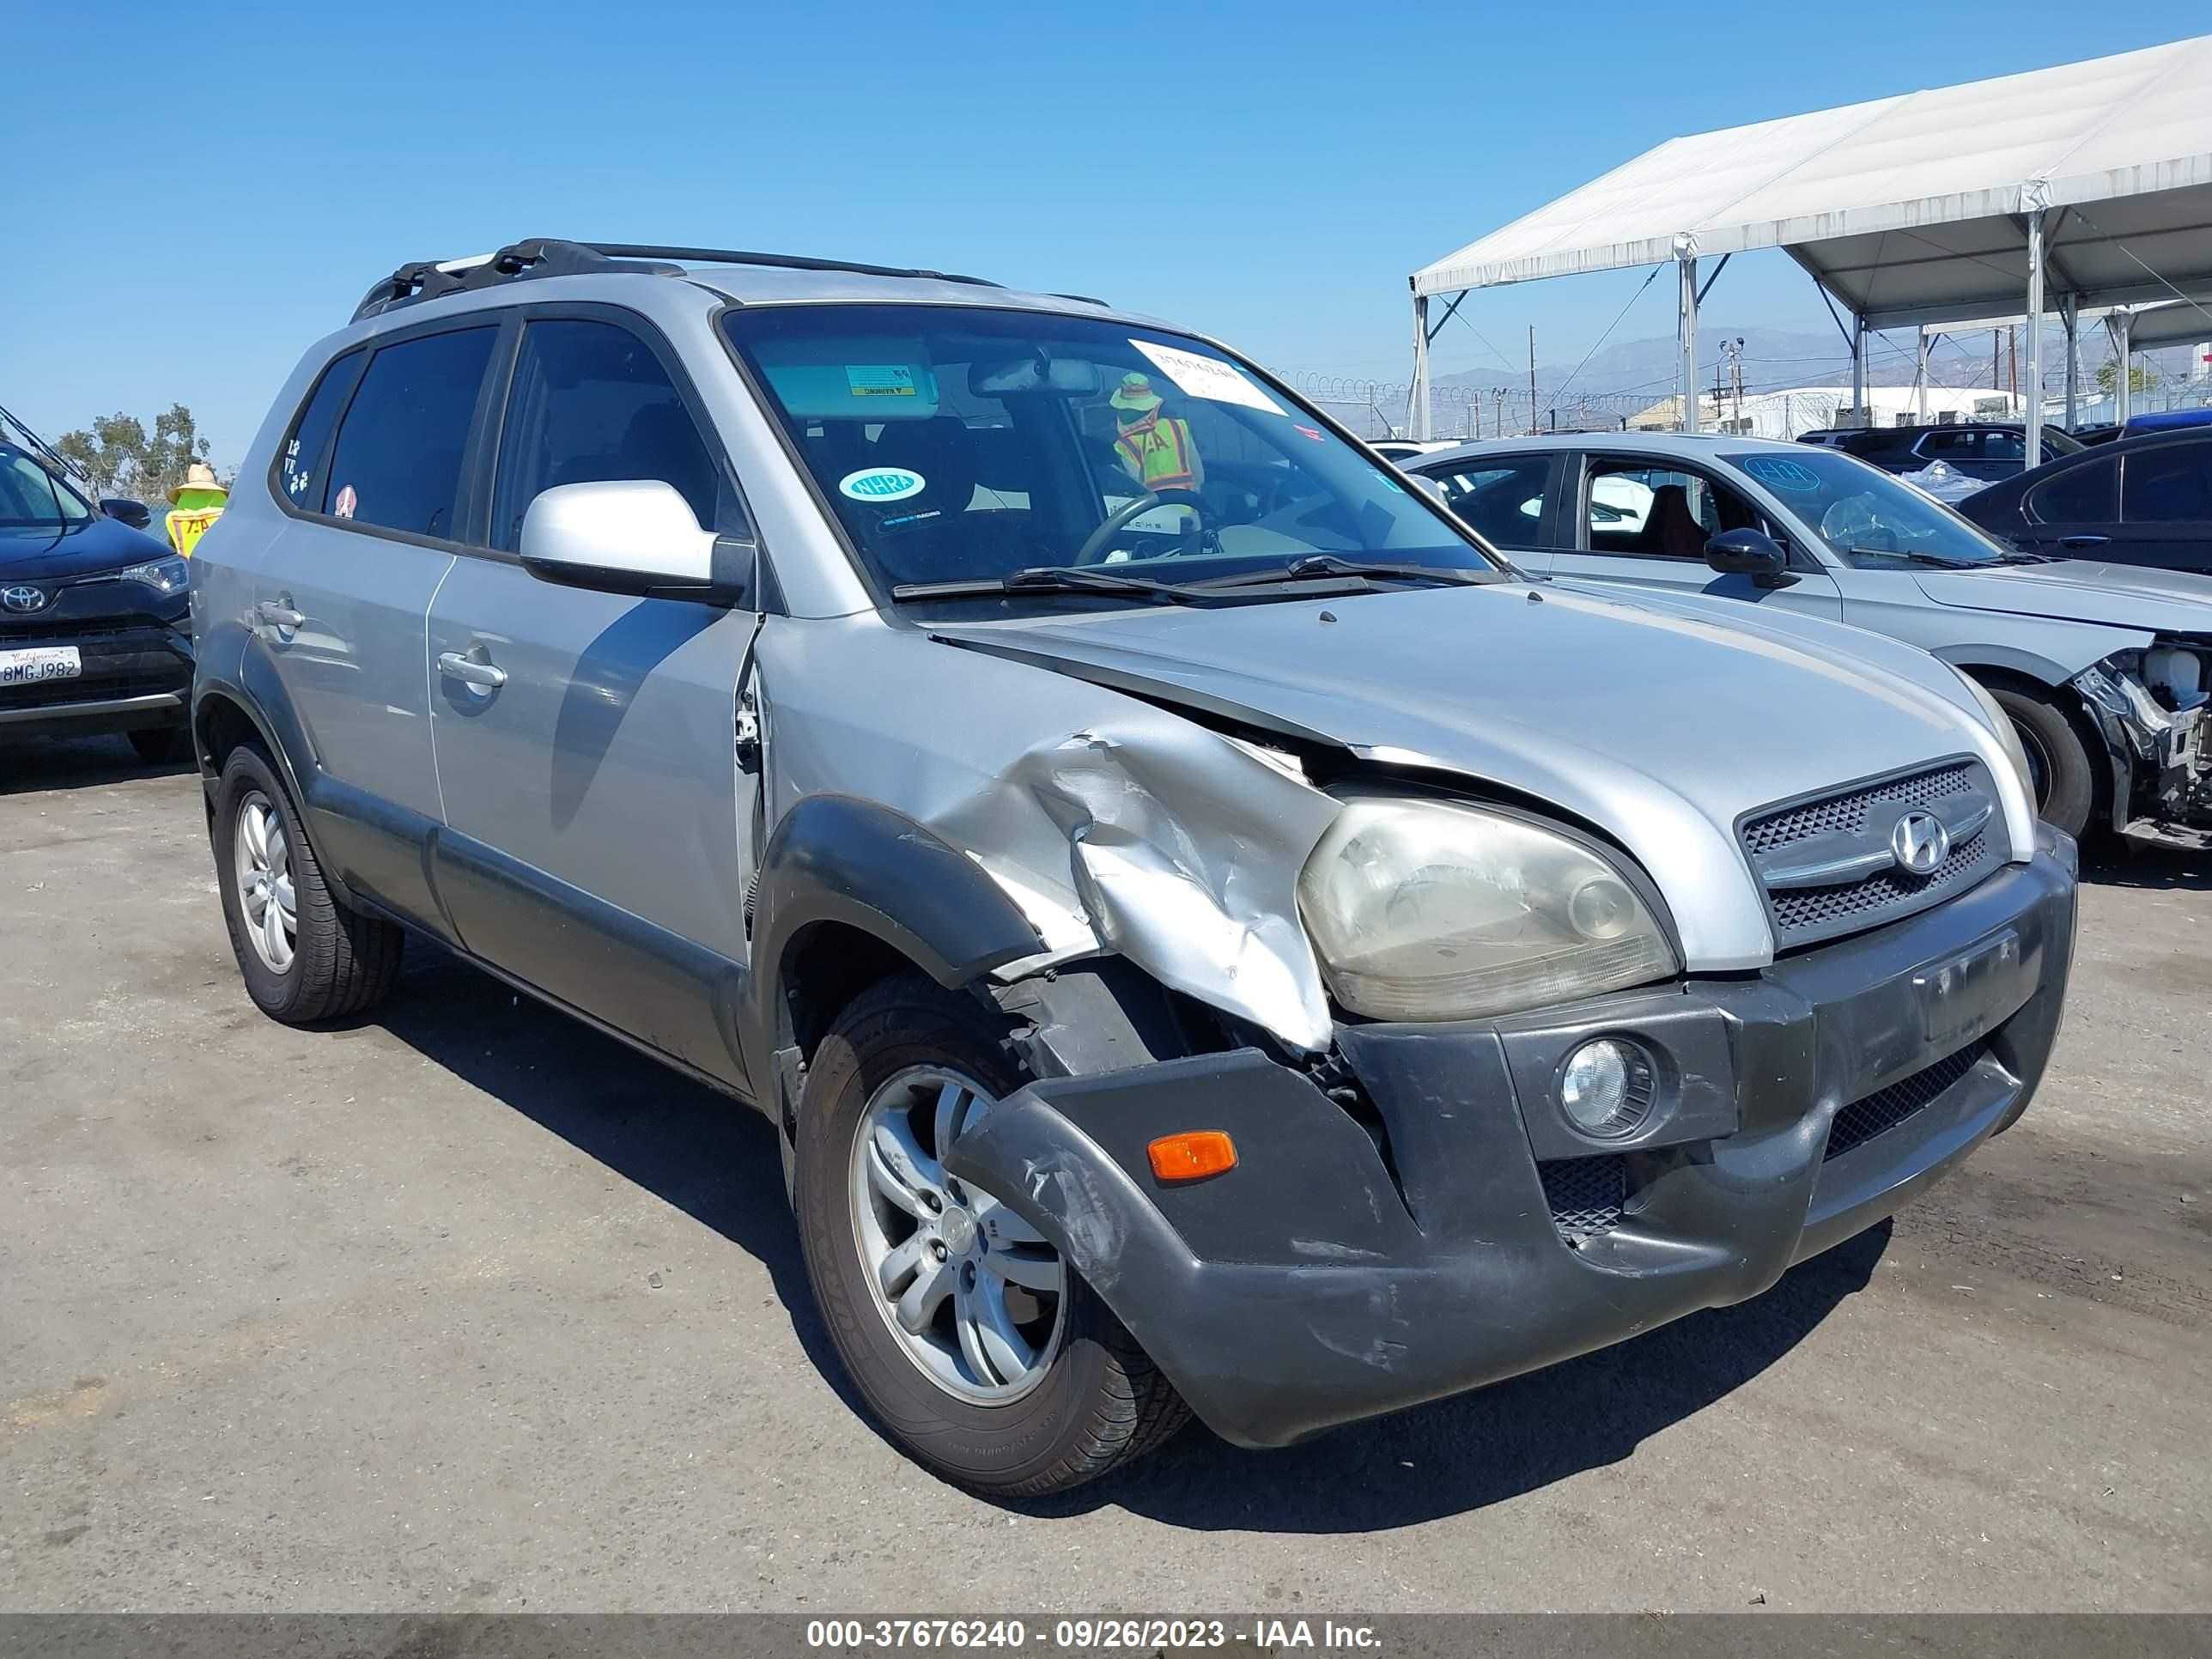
[
  {"left": 194, "top": 695, "right": 262, "bottom": 776},
  {"left": 1953, "top": 663, "right": 2113, "bottom": 817},
  {"left": 779, "top": 921, "right": 920, "bottom": 1062}
]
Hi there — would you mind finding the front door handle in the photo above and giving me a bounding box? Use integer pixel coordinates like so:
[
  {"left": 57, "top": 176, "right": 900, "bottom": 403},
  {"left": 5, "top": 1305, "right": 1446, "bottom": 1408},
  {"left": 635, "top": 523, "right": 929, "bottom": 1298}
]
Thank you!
[
  {"left": 437, "top": 649, "right": 507, "bottom": 690},
  {"left": 257, "top": 599, "right": 305, "bottom": 629},
  {"left": 2059, "top": 534, "right": 2110, "bottom": 549}
]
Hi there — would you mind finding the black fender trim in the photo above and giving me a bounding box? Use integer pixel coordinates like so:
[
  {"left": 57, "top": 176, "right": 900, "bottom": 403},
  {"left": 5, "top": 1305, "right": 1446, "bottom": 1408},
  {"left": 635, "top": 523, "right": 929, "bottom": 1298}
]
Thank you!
[{"left": 743, "top": 793, "right": 1045, "bottom": 1069}]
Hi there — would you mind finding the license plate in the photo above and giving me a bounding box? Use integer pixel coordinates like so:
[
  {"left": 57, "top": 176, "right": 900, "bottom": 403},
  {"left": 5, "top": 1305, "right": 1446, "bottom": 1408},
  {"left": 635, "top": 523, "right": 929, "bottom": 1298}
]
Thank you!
[
  {"left": 1914, "top": 928, "right": 2025, "bottom": 1048},
  {"left": 0, "top": 646, "right": 81, "bottom": 686}
]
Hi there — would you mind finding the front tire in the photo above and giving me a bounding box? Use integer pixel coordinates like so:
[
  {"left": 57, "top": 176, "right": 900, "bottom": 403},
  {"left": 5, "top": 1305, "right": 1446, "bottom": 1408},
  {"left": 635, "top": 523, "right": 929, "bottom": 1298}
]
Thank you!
[
  {"left": 793, "top": 975, "right": 1188, "bottom": 1496},
  {"left": 1986, "top": 684, "right": 2097, "bottom": 839},
  {"left": 212, "top": 745, "right": 403, "bottom": 1024}
]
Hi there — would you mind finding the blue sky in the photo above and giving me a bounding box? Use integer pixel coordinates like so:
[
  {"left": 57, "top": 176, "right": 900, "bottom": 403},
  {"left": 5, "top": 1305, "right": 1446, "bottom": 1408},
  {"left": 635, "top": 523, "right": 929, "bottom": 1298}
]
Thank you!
[{"left": 10, "top": 2, "right": 2208, "bottom": 465}]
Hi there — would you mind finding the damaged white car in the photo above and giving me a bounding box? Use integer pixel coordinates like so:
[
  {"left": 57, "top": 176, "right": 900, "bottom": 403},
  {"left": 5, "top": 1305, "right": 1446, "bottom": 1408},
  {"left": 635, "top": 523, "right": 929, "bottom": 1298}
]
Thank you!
[{"left": 191, "top": 240, "right": 2078, "bottom": 1495}]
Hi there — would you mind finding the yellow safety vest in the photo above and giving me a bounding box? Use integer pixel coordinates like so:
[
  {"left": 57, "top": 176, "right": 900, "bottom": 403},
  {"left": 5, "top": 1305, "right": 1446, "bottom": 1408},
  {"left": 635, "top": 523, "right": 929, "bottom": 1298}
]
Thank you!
[
  {"left": 166, "top": 489, "right": 227, "bottom": 557},
  {"left": 1114, "top": 415, "right": 1199, "bottom": 494}
]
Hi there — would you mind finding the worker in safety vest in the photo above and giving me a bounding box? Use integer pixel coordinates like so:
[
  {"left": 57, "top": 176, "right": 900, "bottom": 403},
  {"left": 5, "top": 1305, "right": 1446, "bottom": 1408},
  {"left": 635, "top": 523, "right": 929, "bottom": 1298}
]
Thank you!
[
  {"left": 1109, "top": 373, "right": 1204, "bottom": 496},
  {"left": 165, "top": 461, "right": 228, "bottom": 557}
]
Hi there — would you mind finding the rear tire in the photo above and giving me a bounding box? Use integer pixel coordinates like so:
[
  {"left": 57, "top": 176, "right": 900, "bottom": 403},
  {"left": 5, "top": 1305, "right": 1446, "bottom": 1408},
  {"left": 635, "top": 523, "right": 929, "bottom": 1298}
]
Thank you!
[
  {"left": 1985, "top": 684, "right": 2096, "bottom": 840},
  {"left": 793, "top": 974, "right": 1188, "bottom": 1496},
  {"left": 212, "top": 744, "right": 403, "bottom": 1024}
]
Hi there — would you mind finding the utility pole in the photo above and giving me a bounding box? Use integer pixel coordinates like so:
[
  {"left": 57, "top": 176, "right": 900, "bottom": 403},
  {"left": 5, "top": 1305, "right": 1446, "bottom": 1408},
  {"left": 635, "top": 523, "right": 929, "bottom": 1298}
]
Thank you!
[
  {"left": 2008, "top": 327, "right": 2018, "bottom": 399},
  {"left": 1993, "top": 329, "right": 2001, "bottom": 392},
  {"left": 1527, "top": 326, "right": 1538, "bottom": 438}
]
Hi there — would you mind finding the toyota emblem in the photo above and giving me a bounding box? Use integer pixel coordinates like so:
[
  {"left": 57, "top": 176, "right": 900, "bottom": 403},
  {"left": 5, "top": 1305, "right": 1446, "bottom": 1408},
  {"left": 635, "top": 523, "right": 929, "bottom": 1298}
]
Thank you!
[
  {"left": 1890, "top": 810, "right": 1951, "bottom": 877},
  {"left": 1, "top": 584, "right": 47, "bottom": 613}
]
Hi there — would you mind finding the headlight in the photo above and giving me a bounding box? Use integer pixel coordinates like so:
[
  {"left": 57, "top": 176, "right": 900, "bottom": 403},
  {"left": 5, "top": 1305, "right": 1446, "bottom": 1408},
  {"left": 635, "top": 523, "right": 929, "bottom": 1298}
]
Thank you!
[
  {"left": 1297, "top": 797, "right": 1678, "bottom": 1021},
  {"left": 118, "top": 556, "right": 190, "bottom": 595},
  {"left": 1954, "top": 669, "right": 2034, "bottom": 799}
]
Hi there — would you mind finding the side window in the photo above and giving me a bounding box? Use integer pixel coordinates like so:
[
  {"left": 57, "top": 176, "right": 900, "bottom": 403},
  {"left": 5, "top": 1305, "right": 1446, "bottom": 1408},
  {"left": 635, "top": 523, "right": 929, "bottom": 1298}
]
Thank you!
[
  {"left": 1918, "top": 430, "right": 1977, "bottom": 460},
  {"left": 1428, "top": 458, "right": 1551, "bottom": 546},
  {"left": 2122, "top": 443, "right": 2212, "bottom": 524},
  {"left": 1981, "top": 429, "right": 2026, "bottom": 462},
  {"left": 322, "top": 327, "right": 497, "bottom": 538},
  {"left": 2030, "top": 456, "right": 2118, "bottom": 523},
  {"left": 276, "top": 349, "right": 362, "bottom": 513},
  {"left": 489, "top": 318, "right": 728, "bottom": 552},
  {"left": 1583, "top": 460, "right": 1765, "bottom": 558}
]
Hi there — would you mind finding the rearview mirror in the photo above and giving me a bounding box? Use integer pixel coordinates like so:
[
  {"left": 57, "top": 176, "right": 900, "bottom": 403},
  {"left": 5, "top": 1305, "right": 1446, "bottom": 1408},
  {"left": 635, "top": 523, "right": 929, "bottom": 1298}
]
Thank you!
[
  {"left": 519, "top": 481, "right": 738, "bottom": 602},
  {"left": 101, "top": 497, "right": 152, "bottom": 530},
  {"left": 1704, "top": 527, "right": 1792, "bottom": 586}
]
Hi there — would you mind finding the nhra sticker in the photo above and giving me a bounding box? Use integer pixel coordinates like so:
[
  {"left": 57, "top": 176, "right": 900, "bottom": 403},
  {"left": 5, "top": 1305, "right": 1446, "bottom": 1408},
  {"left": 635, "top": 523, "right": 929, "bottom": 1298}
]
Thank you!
[
  {"left": 332, "top": 483, "right": 359, "bottom": 520},
  {"left": 846, "top": 365, "right": 921, "bottom": 398},
  {"left": 1739, "top": 456, "right": 1822, "bottom": 494},
  {"left": 839, "top": 466, "right": 927, "bottom": 503}
]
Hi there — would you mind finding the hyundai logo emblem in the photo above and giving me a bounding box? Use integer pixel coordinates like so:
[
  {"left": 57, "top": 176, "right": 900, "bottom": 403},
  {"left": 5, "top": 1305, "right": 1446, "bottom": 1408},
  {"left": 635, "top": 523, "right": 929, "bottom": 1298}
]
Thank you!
[
  {"left": 1, "top": 584, "right": 48, "bottom": 613},
  {"left": 1890, "top": 810, "right": 1951, "bottom": 877}
]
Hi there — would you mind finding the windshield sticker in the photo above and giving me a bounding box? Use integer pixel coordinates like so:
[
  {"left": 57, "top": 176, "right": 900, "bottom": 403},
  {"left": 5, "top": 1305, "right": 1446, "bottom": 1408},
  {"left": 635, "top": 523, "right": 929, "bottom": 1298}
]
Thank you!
[
  {"left": 839, "top": 466, "right": 927, "bottom": 503},
  {"left": 1740, "top": 456, "right": 1822, "bottom": 493},
  {"left": 1293, "top": 423, "right": 1325, "bottom": 442},
  {"left": 845, "top": 365, "right": 921, "bottom": 398},
  {"left": 332, "top": 483, "right": 358, "bottom": 519},
  {"left": 1129, "top": 339, "right": 1285, "bottom": 416}
]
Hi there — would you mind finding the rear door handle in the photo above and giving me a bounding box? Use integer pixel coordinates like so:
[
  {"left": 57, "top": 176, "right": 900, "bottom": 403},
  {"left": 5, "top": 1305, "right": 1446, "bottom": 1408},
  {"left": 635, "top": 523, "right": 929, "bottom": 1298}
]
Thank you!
[
  {"left": 257, "top": 599, "right": 305, "bottom": 629},
  {"left": 437, "top": 650, "right": 507, "bottom": 690},
  {"left": 2059, "top": 535, "right": 2110, "bottom": 549}
]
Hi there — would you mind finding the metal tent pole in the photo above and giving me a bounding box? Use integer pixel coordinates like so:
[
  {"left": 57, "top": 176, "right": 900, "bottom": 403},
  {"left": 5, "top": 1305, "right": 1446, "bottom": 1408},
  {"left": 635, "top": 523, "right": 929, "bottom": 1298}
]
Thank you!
[
  {"left": 2025, "top": 209, "right": 2046, "bottom": 468},
  {"left": 1851, "top": 315, "right": 1867, "bottom": 422},
  {"left": 2106, "top": 310, "right": 2135, "bottom": 427},
  {"left": 1410, "top": 294, "right": 1431, "bottom": 441},
  {"left": 1916, "top": 327, "right": 1929, "bottom": 423},
  {"left": 2062, "top": 293, "right": 2080, "bottom": 431},
  {"left": 1676, "top": 240, "right": 1699, "bottom": 434}
]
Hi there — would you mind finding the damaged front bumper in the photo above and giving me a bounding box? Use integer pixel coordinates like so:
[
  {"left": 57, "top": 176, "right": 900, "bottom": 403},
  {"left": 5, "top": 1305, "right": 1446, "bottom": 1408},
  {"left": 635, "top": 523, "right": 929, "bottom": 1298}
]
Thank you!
[
  {"left": 2075, "top": 659, "right": 2211, "bottom": 830},
  {"left": 945, "top": 829, "right": 2077, "bottom": 1449}
]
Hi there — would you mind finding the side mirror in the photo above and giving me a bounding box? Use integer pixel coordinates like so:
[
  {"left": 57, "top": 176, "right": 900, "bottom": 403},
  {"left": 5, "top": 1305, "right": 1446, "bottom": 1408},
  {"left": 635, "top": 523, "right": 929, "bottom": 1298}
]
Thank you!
[
  {"left": 519, "top": 481, "right": 742, "bottom": 603},
  {"left": 1704, "top": 527, "right": 1793, "bottom": 586},
  {"left": 101, "top": 497, "right": 153, "bottom": 530}
]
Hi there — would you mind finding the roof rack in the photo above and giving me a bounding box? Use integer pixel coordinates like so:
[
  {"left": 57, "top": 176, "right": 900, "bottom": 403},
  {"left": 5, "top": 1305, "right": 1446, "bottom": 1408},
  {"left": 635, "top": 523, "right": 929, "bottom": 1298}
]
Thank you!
[{"left": 350, "top": 239, "right": 1006, "bottom": 323}]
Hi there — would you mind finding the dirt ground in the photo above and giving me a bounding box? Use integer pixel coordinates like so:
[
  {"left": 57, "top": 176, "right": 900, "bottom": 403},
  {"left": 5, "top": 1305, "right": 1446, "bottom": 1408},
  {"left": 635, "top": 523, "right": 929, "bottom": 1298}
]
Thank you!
[{"left": 3, "top": 733, "right": 2207, "bottom": 1613}]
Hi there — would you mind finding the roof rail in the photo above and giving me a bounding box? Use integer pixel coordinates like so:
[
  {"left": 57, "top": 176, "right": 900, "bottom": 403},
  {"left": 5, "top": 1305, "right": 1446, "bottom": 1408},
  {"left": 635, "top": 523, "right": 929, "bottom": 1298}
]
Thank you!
[{"left": 350, "top": 238, "right": 1006, "bottom": 323}]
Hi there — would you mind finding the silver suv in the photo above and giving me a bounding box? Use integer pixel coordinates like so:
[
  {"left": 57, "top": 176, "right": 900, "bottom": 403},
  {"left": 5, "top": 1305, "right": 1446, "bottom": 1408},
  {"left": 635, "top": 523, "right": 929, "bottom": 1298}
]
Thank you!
[{"left": 192, "top": 240, "right": 2077, "bottom": 1495}]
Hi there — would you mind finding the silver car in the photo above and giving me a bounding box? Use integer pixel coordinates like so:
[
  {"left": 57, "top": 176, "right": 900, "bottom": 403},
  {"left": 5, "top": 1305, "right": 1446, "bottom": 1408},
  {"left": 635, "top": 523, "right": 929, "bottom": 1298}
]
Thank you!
[
  {"left": 1403, "top": 432, "right": 2212, "bottom": 841},
  {"left": 191, "top": 240, "right": 2075, "bottom": 1495}
]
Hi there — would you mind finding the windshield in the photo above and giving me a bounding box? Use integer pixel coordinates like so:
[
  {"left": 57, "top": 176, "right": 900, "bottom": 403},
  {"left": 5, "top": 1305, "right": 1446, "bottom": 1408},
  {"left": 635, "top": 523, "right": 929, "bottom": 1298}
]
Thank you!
[
  {"left": 0, "top": 446, "right": 94, "bottom": 543},
  {"left": 1731, "top": 449, "right": 2016, "bottom": 568},
  {"left": 721, "top": 306, "right": 1494, "bottom": 604}
]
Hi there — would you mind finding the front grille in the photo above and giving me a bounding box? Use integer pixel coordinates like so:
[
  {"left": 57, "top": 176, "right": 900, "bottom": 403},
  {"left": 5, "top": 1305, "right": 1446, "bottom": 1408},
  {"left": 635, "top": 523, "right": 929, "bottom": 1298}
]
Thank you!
[
  {"left": 1825, "top": 1042, "right": 1988, "bottom": 1161},
  {"left": 1539, "top": 1155, "right": 1626, "bottom": 1244},
  {"left": 1742, "top": 761, "right": 2003, "bottom": 950}
]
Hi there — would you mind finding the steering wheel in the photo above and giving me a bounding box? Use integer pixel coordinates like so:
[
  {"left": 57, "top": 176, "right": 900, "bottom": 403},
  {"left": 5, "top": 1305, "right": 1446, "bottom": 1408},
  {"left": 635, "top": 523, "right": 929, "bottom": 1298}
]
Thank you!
[{"left": 1071, "top": 489, "right": 1211, "bottom": 567}]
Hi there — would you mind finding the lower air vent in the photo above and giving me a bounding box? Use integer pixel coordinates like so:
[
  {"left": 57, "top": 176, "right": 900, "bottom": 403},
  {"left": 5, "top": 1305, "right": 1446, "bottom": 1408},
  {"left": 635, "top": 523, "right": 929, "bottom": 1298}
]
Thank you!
[
  {"left": 1539, "top": 1155, "right": 1626, "bottom": 1245},
  {"left": 1826, "top": 1042, "right": 1989, "bottom": 1162}
]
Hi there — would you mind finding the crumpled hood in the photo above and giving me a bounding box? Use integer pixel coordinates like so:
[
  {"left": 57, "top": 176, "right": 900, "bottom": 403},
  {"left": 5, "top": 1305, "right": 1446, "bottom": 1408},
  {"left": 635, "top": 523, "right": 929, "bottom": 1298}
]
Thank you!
[
  {"left": 934, "top": 580, "right": 2035, "bottom": 973},
  {"left": 1912, "top": 560, "right": 2212, "bottom": 636}
]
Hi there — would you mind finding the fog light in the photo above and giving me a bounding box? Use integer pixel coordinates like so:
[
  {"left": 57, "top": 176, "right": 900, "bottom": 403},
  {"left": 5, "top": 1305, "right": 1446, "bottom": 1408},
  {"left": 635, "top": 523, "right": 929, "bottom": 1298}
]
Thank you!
[{"left": 1559, "top": 1039, "right": 1655, "bottom": 1138}]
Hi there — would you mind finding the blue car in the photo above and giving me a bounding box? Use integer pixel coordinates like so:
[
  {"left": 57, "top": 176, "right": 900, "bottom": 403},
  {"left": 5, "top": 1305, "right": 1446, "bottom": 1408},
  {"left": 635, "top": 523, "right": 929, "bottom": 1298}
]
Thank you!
[{"left": 0, "top": 441, "right": 193, "bottom": 761}]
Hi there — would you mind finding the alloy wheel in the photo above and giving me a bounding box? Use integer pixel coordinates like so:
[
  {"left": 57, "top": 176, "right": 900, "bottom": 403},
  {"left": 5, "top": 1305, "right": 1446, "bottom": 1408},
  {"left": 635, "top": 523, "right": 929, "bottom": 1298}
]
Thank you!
[
  {"left": 234, "top": 792, "right": 297, "bottom": 974},
  {"left": 848, "top": 1066, "right": 1067, "bottom": 1404}
]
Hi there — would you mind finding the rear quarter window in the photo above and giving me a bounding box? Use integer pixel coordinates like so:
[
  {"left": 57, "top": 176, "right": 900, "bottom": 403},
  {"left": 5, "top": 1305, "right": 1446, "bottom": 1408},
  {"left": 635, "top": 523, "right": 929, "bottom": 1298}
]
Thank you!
[{"left": 275, "top": 350, "right": 363, "bottom": 514}]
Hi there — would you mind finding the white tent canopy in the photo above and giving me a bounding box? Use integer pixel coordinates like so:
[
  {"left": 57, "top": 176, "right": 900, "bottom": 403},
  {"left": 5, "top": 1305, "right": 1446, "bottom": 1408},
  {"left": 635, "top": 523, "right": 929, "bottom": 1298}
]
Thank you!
[
  {"left": 1407, "top": 36, "right": 2212, "bottom": 463},
  {"left": 2124, "top": 296, "right": 2212, "bottom": 350}
]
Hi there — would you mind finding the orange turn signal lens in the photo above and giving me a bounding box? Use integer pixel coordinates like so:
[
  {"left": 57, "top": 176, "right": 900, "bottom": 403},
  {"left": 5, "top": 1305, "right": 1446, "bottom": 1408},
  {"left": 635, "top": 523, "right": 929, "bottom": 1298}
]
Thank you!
[{"left": 1146, "top": 1130, "right": 1237, "bottom": 1183}]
